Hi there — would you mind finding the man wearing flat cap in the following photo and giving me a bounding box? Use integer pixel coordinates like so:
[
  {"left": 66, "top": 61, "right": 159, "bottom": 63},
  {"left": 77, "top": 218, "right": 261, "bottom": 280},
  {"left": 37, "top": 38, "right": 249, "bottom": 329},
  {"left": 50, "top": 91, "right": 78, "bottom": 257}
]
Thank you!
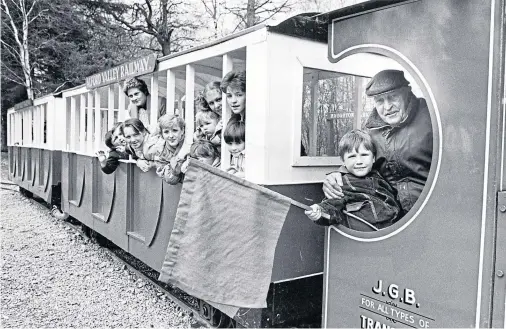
[{"left": 323, "top": 69, "right": 433, "bottom": 216}]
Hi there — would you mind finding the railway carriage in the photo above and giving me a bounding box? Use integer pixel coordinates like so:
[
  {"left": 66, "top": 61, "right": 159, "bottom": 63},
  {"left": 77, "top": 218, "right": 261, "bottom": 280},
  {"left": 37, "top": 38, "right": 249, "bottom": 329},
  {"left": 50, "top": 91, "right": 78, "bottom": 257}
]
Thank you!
[{"left": 6, "top": 0, "right": 506, "bottom": 327}]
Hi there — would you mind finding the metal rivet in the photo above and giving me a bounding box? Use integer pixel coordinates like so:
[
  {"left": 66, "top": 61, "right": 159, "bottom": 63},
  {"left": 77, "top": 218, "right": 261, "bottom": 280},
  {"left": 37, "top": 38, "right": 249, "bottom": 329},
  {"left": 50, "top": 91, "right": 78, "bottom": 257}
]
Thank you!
[
  {"left": 497, "top": 270, "right": 504, "bottom": 278},
  {"left": 500, "top": 205, "right": 506, "bottom": 213}
]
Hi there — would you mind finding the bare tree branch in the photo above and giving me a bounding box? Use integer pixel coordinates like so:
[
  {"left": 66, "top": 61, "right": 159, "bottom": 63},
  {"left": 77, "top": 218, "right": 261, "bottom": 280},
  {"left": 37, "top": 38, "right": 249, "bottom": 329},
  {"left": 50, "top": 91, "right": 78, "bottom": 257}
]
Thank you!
[
  {"left": 0, "top": 38, "right": 21, "bottom": 58},
  {"left": 1, "top": 62, "right": 25, "bottom": 84}
]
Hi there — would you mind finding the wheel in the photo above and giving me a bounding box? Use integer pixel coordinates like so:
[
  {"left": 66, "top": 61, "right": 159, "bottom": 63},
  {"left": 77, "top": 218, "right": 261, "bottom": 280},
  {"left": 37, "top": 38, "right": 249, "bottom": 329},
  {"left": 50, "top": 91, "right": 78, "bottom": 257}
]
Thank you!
[{"left": 211, "top": 309, "right": 235, "bottom": 328}]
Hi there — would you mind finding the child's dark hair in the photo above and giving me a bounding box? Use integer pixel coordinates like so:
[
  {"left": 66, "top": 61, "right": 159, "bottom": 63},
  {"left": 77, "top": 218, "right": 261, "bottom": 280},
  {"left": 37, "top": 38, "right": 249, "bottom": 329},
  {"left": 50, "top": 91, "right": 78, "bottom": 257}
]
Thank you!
[
  {"left": 124, "top": 118, "right": 148, "bottom": 135},
  {"left": 104, "top": 122, "right": 124, "bottom": 149},
  {"left": 338, "top": 129, "right": 376, "bottom": 158},
  {"left": 123, "top": 77, "right": 149, "bottom": 96},
  {"left": 223, "top": 120, "right": 245, "bottom": 144},
  {"left": 221, "top": 70, "right": 246, "bottom": 93},
  {"left": 190, "top": 140, "right": 219, "bottom": 159}
]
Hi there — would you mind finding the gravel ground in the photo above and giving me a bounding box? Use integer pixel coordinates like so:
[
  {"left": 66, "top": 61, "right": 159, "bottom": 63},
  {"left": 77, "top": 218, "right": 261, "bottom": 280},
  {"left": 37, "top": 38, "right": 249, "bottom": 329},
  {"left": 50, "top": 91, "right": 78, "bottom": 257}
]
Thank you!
[{"left": 0, "top": 152, "right": 199, "bottom": 328}]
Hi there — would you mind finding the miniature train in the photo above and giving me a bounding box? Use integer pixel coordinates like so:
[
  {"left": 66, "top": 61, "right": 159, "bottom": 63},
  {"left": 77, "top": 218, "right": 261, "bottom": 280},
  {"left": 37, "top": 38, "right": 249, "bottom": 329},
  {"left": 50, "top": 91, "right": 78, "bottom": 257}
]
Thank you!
[{"left": 7, "top": 0, "right": 506, "bottom": 327}]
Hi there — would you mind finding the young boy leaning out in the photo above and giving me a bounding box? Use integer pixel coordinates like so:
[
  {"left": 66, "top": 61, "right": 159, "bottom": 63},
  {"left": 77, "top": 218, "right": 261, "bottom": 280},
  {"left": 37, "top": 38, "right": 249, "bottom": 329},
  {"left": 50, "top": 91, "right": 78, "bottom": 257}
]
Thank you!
[{"left": 305, "top": 130, "right": 401, "bottom": 231}]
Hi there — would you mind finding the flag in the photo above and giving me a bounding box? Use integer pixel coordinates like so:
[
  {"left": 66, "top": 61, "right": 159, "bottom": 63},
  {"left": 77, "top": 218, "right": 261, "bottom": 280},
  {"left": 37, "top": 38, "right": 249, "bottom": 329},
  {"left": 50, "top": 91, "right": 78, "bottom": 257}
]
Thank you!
[{"left": 158, "top": 159, "right": 291, "bottom": 314}]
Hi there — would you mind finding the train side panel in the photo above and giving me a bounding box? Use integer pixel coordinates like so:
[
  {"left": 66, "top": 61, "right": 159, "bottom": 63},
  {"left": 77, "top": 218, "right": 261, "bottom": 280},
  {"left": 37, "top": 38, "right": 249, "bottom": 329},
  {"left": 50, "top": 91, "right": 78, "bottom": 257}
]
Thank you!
[
  {"left": 8, "top": 146, "right": 61, "bottom": 205},
  {"left": 323, "top": 0, "right": 504, "bottom": 327}
]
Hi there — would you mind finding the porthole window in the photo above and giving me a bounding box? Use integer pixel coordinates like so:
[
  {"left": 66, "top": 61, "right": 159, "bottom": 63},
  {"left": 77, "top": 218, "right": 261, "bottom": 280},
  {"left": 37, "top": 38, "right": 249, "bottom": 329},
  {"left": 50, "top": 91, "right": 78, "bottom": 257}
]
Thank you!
[{"left": 298, "top": 50, "right": 440, "bottom": 239}]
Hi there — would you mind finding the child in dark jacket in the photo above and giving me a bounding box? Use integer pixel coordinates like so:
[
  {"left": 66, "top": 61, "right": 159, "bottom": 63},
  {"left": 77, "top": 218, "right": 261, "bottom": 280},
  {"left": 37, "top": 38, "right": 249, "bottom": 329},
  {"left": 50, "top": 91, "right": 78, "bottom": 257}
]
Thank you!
[
  {"left": 305, "top": 130, "right": 400, "bottom": 231},
  {"left": 97, "top": 122, "right": 134, "bottom": 174}
]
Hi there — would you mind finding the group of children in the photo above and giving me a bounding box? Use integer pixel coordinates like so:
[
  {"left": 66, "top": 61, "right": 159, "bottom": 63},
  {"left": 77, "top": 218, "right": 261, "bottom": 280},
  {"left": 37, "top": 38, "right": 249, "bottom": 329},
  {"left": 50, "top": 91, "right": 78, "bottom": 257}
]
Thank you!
[
  {"left": 98, "top": 70, "right": 247, "bottom": 185},
  {"left": 98, "top": 71, "right": 401, "bottom": 231}
]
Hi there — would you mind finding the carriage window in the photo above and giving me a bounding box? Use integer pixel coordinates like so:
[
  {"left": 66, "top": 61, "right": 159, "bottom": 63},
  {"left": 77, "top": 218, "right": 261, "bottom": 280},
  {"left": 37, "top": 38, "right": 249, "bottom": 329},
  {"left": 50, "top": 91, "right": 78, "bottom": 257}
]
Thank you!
[{"left": 301, "top": 67, "right": 373, "bottom": 157}]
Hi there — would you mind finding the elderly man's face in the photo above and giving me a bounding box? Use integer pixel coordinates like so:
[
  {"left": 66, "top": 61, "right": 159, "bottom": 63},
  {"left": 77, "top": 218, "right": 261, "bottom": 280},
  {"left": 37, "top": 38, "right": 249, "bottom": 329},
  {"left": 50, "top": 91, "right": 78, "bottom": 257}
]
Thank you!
[{"left": 373, "top": 88, "right": 409, "bottom": 126}]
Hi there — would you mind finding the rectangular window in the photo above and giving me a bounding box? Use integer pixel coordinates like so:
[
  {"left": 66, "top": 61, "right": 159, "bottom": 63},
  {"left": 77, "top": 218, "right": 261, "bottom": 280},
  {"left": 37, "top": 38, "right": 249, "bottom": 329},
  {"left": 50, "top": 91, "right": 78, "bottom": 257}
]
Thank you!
[{"left": 300, "top": 67, "right": 373, "bottom": 158}]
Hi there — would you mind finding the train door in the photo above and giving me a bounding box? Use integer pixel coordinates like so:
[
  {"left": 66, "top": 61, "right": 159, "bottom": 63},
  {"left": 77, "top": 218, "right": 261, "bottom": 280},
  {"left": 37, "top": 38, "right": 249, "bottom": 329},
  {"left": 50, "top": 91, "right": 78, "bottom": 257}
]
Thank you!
[{"left": 322, "top": 0, "right": 505, "bottom": 327}]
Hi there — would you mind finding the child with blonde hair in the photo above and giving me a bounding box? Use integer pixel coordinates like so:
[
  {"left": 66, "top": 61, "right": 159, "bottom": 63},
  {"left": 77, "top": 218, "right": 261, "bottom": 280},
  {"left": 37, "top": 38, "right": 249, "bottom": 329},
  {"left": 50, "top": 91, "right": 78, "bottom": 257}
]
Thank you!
[
  {"left": 144, "top": 114, "right": 186, "bottom": 167},
  {"left": 194, "top": 109, "right": 222, "bottom": 152},
  {"left": 147, "top": 114, "right": 188, "bottom": 184}
]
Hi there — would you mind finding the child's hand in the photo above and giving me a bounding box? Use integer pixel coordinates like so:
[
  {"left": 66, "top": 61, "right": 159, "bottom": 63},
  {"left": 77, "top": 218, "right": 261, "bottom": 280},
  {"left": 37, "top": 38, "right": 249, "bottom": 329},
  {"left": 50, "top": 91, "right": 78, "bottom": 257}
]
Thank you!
[
  {"left": 169, "top": 156, "right": 179, "bottom": 169},
  {"left": 226, "top": 167, "right": 238, "bottom": 175},
  {"left": 96, "top": 151, "right": 107, "bottom": 162},
  {"left": 136, "top": 159, "right": 151, "bottom": 172},
  {"left": 193, "top": 129, "right": 204, "bottom": 141},
  {"left": 305, "top": 205, "right": 322, "bottom": 221},
  {"left": 181, "top": 159, "right": 190, "bottom": 173}
]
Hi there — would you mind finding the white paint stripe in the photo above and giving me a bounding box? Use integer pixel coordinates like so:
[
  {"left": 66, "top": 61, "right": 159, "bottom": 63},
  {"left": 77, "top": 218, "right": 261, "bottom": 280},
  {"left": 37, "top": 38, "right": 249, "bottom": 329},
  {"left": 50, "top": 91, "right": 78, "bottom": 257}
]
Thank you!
[
  {"left": 324, "top": 227, "right": 330, "bottom": 328},
  {"left": 328, "top": 42, "right": 443, "bottom": 242},
  {"left": 271, "top": 271, "right": 323, "bottom": 284},
  {"left": 476, "top": 0, "right": 496, "bottom": 326}
]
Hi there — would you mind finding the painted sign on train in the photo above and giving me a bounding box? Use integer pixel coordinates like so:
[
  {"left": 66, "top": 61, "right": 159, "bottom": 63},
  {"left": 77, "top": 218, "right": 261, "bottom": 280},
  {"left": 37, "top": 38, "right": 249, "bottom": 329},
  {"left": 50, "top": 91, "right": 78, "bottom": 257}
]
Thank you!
[{"left": 85, "top": 53, "right": 157, "bottom": 89}]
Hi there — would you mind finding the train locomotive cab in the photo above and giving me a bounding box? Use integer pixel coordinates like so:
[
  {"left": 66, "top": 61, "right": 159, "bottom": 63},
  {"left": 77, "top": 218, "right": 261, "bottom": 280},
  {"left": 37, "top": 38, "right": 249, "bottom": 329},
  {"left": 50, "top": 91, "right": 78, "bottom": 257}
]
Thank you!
[{"left": 321, "top": 0, "right": 506, "bottom": 328}]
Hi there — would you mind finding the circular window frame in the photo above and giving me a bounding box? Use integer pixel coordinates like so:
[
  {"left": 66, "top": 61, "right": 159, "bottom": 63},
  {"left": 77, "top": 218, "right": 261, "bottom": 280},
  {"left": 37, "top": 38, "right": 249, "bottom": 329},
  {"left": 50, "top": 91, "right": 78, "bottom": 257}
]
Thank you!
[{"left": 329, "top": 44, "right": 443, "bottom": 242}]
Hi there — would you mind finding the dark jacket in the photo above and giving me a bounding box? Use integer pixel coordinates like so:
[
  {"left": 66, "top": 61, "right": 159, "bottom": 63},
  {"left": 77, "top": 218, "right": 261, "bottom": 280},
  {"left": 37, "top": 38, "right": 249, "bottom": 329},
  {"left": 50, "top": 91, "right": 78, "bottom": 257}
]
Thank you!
[
  {"left": 100, "top": 145, "right": 136, "bottom": 175},
  {"left": 316, "top": 168, "right": 401, "bottom": 231},
  {"left": 365, "top": 94, "right": 433, "bottom": 214}
]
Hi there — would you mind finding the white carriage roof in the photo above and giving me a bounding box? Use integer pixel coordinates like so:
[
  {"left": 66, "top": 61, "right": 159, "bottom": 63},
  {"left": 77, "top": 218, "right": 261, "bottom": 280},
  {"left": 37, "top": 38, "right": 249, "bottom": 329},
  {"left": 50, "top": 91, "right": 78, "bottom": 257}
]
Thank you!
[
  {"left": 29, "top": 12, "right": 329, "bottom": 101},
  {"left": 158, "top": 12, "right": 327, "bottom": 63}
]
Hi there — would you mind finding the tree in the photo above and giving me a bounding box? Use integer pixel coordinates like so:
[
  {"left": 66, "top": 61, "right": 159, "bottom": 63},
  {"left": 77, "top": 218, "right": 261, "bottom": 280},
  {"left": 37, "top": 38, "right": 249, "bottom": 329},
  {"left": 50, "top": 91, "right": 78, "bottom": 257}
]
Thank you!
[
  {"left": 200, "top": 0, "right": 225, "bottom": 40},
  {"left": 78, "top": 0, "right": 200, "bottom": 56},
  {"left": 1, "top": 0, "right": 48, "bottom": 100},
  {"left": 225, "top": 0, "right": 294, "bottom": 32},
  {"left": 1, "top": 0, "right": 141, "bottom": 150}
]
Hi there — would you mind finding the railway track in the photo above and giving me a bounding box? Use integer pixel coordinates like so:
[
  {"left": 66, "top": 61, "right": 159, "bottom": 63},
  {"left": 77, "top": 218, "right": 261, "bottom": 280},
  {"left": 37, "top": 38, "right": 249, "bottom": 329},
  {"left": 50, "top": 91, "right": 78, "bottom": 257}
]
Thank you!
[{"left": 10, "top": 186, "right": 235, "bottom": 329}]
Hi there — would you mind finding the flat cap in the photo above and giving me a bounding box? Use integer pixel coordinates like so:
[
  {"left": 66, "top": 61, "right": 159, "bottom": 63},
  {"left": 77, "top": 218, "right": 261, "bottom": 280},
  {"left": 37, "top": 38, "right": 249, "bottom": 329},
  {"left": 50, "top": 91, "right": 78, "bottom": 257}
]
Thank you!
[{"left": 365, "top": 70, "right": 410, "bottom": 96}]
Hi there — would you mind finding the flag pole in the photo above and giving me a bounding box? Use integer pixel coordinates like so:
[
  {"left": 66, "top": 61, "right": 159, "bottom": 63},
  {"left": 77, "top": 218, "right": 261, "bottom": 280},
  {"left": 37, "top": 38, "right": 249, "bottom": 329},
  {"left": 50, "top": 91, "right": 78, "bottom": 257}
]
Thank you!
[{"left": 289, "top": 199, "right": 379, "bottom": 232}]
